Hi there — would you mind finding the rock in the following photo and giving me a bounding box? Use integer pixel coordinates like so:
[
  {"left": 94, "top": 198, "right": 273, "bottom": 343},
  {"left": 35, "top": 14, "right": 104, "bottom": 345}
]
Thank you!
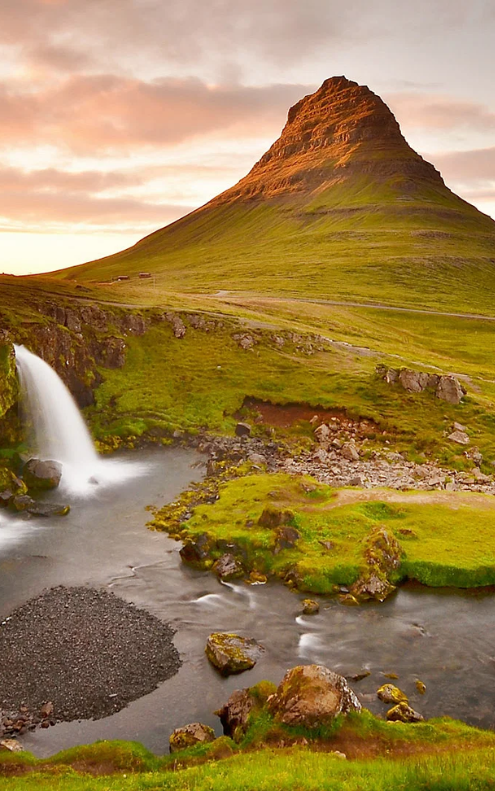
[
  {"left": 235, "top": 422, "right": 251, "bottom": 437},
  {"left": 206, "top": 633, "right": 264, "bottom": 675},
  {"left": 453, "top": 422, "right": 467, "bottom": 432},
  {"left": 314, "top": 424, "right": 331, "bottom": 443},
  {"left": 169, "top": 722, "right": 215, "bottom": 753},
  {"left": 302, "top": 599, "right": 320, "bottom": 615},
  {"left": 0, "top": 490, "right": 13, "bottom": 508},
  {"left": 387, "top": 702, "right": 424, "bottom": 723},
  {"left": 268, "top": 665, "right": 361, "bottom": 727},
  {"left": 399, "top": 369, "right": 429, "bottom": 393},
  {"left": 258, "top": 507, "right": 294, "bottom": 529},
  {"left": 179, "top": 534, "right": 211, "bottom": 566},
  {"left": 377, "top": 684, "right": 408, "bottom": 704},
  {"left": 351, "top": 572, "right": 395, "bottom": 602},
  {"left": 39, "top": 701, "right": 53, "bottom": 718},
  {"left": 165, "top": 313, "right": 186, "bottom": 339},
  {"left": 448, "top": 430, "right": 470, "bottom": 445},
  {"left": 216, "top": 689, "right": 255, "bottom": 739},
  {"left": 23, "top": 459, "right": 62, "bottom": 491},
  {"left": 13, "top": 500, "right": 70, "bottom": 518},
  {"left": 341, "top": 442, "right": 359, "bottom": 462},
  {"left": 350, "top": 526, "right": 402, "bottom": 602},
  {"left": 347, "top": 476, "right": 363, "bottom": 486},
  {"left": 436, "top": 376, "right": 465, "bottom": 405},
  {"left": 233, "top": 333, "right": 255, "bottom": 350},
  {"left": 95, "top": 337, "right": 126, "bottom": 368},
  {"left": 10, "top": 494, "right": 36, "bottom": 511},
  {"left": 248, "top": 453, "right": 266, "bottom": 466},
  {"left": 273, "top": 525, "right": 300, "bottom": 553},
  {"left": 466, "top": 447, "right": 483, "bottom": 467},
  {"left": 319, "top": 540, "right": 335, "bottom": 551},
  {"left": 415, "top": 680, "right": 426, "bottom": 695},
  {"left": 212, "top": 553, "right": 244, "bottom": 580},
  {"left": 312, "top": 448, "right": 328, "bottom": 463},
  {"left": 0, "top": 739, "right": 23, "bottom": 752}
]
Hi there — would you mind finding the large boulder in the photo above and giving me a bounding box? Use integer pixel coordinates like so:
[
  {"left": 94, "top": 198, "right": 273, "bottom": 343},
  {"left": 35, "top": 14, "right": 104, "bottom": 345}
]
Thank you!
[
  {"left": 350, "top": 526, "right": 402, "bottom": 603},
  {"left": 205, "top": 633, "right": 264, "bottom": 675},
  {"left": 436, "top": 375, "right": 465, "bottom": 405},
  {"left": 377, "top": 684, "right": 408, "bottom": 704},
  {"left": 268, "top": 665, "right": 361, "bottom": 727},
  {"left": 399, "top": 369, "right": 429, "bottom": 393},
  {"left": 23, "top": 459, "right": 62, "bottom": 491},
  {"left": 169, "top": 722, "right": 215, "bottom": 753},
  {"left": 216, "top": 681, "right": 277, "bottom": 741},
  {"left": 387, "top": 702, "right": 424, "bottom": 723}
]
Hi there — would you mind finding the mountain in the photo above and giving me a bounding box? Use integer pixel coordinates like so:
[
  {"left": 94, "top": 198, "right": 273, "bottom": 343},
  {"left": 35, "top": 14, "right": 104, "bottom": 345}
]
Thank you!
[{"left": 55, "top": 77, "right": 495, "bottom": 312}]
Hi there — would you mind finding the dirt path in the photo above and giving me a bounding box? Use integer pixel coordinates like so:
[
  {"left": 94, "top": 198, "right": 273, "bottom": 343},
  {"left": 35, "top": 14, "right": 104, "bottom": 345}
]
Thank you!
[{"left": 327, "top": 488, "right": 495, "bottom": 511}]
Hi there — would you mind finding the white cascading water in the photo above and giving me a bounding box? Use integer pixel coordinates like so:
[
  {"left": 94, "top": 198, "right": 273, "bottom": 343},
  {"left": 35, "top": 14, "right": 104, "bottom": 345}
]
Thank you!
[{"left": 14, "top": 344, "right": 146, "bottom": 496}]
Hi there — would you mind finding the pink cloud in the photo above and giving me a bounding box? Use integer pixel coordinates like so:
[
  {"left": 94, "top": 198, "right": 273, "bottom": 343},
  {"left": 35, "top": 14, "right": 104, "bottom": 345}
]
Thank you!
[
  {"left": 428, "top": 147, "right": 495, "bottom": 185},
  {"left": 0, "top": 75, "right": 308, "bottom": 153},
  {"left": 387, "top": 93, "right": 495, "bottom": 133}
]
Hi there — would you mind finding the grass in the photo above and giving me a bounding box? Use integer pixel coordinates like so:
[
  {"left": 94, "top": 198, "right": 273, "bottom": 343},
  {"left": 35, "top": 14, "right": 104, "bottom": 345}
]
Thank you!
[
  {"left": 48, "top": 161, "right": 495, "bottom": 315},
  {"left": 152, "top": 472, "right": 495, "bottom": 593},
  {"left": 3, "top": 712, "right": 495, "bottom": 789}
]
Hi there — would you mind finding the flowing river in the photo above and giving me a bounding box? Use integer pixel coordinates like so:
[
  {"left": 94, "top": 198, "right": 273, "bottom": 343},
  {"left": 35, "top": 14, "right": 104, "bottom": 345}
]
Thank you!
[{"left": 1, "top": 446, "right": 495, "bottom": 757}]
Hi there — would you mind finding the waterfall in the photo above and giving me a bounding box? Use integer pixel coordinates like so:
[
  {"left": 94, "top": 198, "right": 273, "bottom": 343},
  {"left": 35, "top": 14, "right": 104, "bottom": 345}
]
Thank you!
[{"left": 14, "top": 344, "right": 145, "bottom": 495}]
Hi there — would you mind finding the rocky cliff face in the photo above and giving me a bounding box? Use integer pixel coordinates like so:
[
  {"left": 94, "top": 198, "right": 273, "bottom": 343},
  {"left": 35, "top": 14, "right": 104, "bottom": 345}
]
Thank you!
[{"left": 213, "top": 76, "right": 444, "bottom": 202}]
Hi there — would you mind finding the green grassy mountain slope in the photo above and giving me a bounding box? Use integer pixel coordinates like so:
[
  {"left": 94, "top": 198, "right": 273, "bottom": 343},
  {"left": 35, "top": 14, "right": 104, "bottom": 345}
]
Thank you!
[{"left": 55, "top": 76, "right": 495, "bottom": 312}]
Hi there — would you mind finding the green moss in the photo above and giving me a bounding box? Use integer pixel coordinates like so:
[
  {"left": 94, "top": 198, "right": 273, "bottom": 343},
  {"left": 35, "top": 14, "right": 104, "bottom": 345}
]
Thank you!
[{"left": 153, "top": 473, "right": 495, "bottom": 594}]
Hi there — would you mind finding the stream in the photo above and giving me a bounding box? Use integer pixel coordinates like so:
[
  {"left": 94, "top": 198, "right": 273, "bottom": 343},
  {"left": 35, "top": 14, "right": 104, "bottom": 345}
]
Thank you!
[{"left": 1, "top": 446, "right": 495, "bottom": 757}]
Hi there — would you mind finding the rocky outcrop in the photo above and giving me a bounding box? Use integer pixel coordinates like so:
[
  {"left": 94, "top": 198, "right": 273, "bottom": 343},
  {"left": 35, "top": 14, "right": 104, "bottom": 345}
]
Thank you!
[
  {"left": 205, "top": 633, "right": 264, "bottom": 675},
  {"left": 169, "top": 722, "right": 215, "bottom": 753},
  {"left": 350, "top": 526, "right": 402, "bottom": 603},
  {"left": 267, "top": 665, "right": 361, "bottom": 727},
  {"left": 377, "top": 365, "right": 466, "bottom": 405}
]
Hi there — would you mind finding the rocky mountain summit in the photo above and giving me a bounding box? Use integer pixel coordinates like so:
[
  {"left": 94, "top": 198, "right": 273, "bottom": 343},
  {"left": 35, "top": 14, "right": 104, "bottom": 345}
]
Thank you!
[{"left": 214, "top": 76, "right": 444, "bottom": 203}]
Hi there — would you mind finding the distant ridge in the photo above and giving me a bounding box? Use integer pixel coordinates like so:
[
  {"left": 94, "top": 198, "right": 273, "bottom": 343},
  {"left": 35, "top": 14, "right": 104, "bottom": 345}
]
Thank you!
[{"left": 55, "top": 77, "right": 495, "bottom": 312}]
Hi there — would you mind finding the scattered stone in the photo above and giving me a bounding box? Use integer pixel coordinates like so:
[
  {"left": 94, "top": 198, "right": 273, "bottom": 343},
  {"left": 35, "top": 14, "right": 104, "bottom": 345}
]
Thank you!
[
  {"left": 319, "top": 540, "right": 335, "bottom": 551},
  {"left": 350, "top": 526, "right": 401, "bottom": 603},
  {"left": 212, "top": 553, "right": 244, "bottom": 581},
  {"left": 23, "top": 459, "right": 62, "bottom": 491},
  {"left": 169, "top": 722, "right": 215, "bottom": 753},
  {"left": 415, "top": 680, "right": 427, "bottom": 695},
  {"left": 314, "top": 424, "right": 331, "bottom": 443},
  {"left": 345, "top": 670, "right": 371, "bottom": 683},
  {"left": 273, "top": 525, "right": 300, "bottom": 552},
  {"left": 341, "top": 442, "right": 359, "bottom": 462},
  {"left": 332, "top": 751, "right": 347, "bottom": 759},
  {"left": 205, "top": 633, "right": 264, "bottom": 675},
  {"left": 39, "top": 702, "right": 53, "bottom": 718},
  {"left": 258, "top": 507, "right": 294, "bottom": 529},
  {"left": 377, "top": 684, "right": 408, "bottom": 704},
  {"left": 165, "top": 313, "right": 186, "bottom": 339},
  {"left": 347, "top": 476, "right": 363, "bottom": 486},
  {"left": 453, "top": 422, "right": 467, "bottom": 432},
  {"left": 235, "top": 422, "right": 251, "bottom": 437},
  {"left": 0, "top": 739, "right": 23, "bottom": 752},
  {"left": 302, "top": 599, "right": 320, "bottom": 615},
  {"left": 268, "top": 665, "right": 361, "bottom": 727},
  {"left": 248, "top": 453, "right": 266, "bottom": 466},
  {"left": 448, "top": 430, "right": 470, "bottom": 446},
  {"left": 387, "top": 702, "right": 424, "bottom": 723}
]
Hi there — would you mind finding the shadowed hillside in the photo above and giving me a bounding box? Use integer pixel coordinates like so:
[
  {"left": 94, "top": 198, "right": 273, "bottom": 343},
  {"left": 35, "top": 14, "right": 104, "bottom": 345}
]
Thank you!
[{"left": 54, "top": 76, "right": 495, "bottom": 312}]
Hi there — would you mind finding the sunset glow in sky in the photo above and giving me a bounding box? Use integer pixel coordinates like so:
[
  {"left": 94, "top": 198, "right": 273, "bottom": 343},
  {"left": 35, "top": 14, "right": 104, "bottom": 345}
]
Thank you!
[{"left": 1, "top": 0, "right": 495, "bottom": 274}]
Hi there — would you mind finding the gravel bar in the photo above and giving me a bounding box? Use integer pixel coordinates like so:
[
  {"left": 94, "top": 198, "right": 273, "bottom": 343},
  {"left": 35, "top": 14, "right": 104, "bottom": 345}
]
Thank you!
[{"left": 0, "top": 586, "right": 181, "bottom": 732}]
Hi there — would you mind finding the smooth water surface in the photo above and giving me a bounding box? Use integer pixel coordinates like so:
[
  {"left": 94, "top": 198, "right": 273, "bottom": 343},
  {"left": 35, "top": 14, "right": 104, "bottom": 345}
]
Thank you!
[{"left": 1, "top": 447, "right": 494, "bottom": 757}]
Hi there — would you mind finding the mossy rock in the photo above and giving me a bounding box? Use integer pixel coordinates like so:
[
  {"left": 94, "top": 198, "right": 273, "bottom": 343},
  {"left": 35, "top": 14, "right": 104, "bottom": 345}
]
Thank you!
[
  {"left": 169, "top": 723, "right": 215, "bottom": 753},
  {"left": 205, "top": 633, "right": 264, "bottom": 675},
  {"left": 377, "top": 684, "right": 408, "bottom": 705}
]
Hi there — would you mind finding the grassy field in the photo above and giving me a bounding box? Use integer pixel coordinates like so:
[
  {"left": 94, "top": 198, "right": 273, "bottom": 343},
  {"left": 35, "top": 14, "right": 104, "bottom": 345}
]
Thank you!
[
  {"left": 151, "top": 472, "right": 495, "bottom": 593},
  {"left": 2, "top": 712, "right": 495, "bottom": 790}
]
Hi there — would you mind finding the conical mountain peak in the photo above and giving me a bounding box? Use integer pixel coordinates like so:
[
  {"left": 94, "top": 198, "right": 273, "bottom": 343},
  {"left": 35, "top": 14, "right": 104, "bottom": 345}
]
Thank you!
[{"left": 213, "top": 76, "right": 443, "bottom": 203}]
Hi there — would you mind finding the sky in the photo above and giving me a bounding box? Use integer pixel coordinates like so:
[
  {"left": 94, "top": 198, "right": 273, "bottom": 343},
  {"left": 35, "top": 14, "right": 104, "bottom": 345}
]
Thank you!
[{"left": 1, "top": 0, "right": 494, "bottom": 275}]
